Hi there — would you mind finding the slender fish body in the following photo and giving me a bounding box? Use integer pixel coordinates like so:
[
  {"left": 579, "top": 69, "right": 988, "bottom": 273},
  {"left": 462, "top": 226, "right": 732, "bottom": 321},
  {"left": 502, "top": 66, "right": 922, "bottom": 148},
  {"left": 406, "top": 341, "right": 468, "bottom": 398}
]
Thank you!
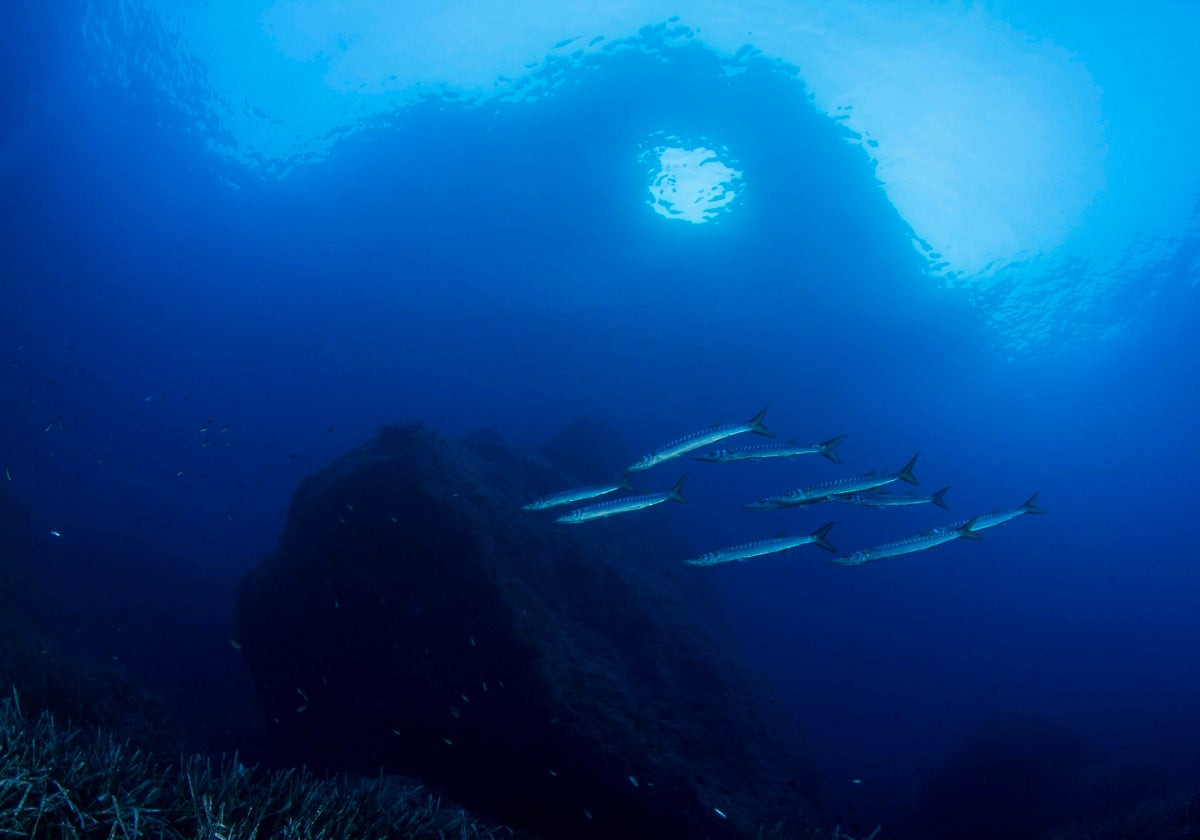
[
  {"left": 695, "top": 434, "right": 847, "bottom": 465},
  {"left": 835, "top": 486, "right": 950, "bottom": 510},
  {"left": 523, "top": 474, "right": 632, "bottom": 510},
  {"left": 628, "top": 406, "right": 773, "bottom": 472},
  {"left": 829, "top": 518, "right": 982, "bottom": 566},
  {"left": 556, "top": 474, "right": 688, "bottom": 524},
  {"left": 685, "top": 523, "right": 837, "bottom": 566},
  {"left": 747, "top": 454, "right": 919, "bottom": 509},
  {"left": 938, "top": 493, "right": 1044, "bottom": 533}
]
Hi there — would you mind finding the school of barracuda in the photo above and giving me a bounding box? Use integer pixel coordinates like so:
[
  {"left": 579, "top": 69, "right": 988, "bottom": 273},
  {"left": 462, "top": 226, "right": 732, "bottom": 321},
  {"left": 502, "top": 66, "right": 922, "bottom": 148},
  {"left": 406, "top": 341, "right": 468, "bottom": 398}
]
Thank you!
[{"left": 523, "top": 406, "right": 1043, "bottom": 567}]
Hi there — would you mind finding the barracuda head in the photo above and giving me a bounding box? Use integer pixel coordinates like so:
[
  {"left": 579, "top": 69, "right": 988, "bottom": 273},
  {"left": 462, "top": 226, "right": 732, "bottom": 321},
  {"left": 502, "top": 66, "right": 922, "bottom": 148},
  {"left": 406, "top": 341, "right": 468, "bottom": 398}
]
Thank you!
[{"left": 629, "top": 453, "right": 657, "bottom": 471}]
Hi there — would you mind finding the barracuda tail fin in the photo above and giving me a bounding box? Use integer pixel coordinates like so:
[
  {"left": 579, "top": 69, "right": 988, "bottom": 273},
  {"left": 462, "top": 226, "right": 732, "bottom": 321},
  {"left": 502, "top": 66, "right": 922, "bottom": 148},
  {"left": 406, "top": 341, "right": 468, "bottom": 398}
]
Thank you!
[
  {"left": 669, "top": 473, "right": 688, "bottom": 503},
  {"left": 820, "top": 434, "right": 848, "bottom": 464},
  {"left": 897, "top": 453, "right": 920, "bottom": 486},
  {"left": 959, "top": 517, "right": 984, "bottom": 540},
  {"left": 748, "top": 405, "right": 774, "bottom": 437},
  {"left": 932, "top": 486, "right": 951, "bottom": 510},
  {"left": 810, "top": 522, "right": 837, "bottom": 553},
  {"left": 1023, "top": 493, "right": 1045, "bottom": 515},
  {"left": 618, "top": 472, "right": 633, "bottom": 491}
]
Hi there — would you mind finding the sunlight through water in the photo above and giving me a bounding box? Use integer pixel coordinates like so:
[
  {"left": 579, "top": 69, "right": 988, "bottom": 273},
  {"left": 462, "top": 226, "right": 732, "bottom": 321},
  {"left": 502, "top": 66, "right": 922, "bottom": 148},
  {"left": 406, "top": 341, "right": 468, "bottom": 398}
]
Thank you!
[
  {"left": 80, "top": 0, "right": 1200, "bottom": 354},
  {"left": 643, "top": 140, "right": 741, "bottom": 224}
]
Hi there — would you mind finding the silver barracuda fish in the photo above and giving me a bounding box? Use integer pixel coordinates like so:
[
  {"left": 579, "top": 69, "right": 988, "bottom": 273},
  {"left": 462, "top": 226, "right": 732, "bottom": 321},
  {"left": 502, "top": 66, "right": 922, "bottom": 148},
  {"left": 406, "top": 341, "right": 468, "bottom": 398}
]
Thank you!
[
  {"left": 937, "top": 493, "right": 1044, "bottom": 533},
  {"left": 523, "top": 474, "right": 633, "bottom": 511},
  {"left": 834, "top": 486, "right": 950, "bottom": 510},
  {"left": 556, "top": 474, "right": 687, "bottom": 524},
  {"left": 628, "top": 406, "right": 772, "bottom": 472},
  {"left": 685, "top": 522, "right": 837, "bottom": 566},
  {"left": 828, "top": 518, "right": 982, "bottom": 566},
  {"left": 695, "top": 434, "right": 847, "bottom": 465},
  {"left": 747, "top": 453, "right": 919, "bottom": 509}
]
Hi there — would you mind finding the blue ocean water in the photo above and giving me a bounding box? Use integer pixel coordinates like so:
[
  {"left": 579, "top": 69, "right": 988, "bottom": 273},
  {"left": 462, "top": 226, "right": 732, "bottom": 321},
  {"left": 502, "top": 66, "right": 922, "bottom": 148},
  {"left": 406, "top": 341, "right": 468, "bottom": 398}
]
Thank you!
[{"left": 2, "top": 2, "right": 1199, "bottom": 837}]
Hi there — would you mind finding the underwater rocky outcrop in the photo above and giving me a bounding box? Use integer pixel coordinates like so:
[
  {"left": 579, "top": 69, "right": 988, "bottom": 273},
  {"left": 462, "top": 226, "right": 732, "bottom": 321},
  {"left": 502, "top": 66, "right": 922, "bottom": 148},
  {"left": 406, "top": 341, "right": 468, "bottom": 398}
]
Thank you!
[{"left": 236, "top": 421, "right": 816, "bottom": 839}]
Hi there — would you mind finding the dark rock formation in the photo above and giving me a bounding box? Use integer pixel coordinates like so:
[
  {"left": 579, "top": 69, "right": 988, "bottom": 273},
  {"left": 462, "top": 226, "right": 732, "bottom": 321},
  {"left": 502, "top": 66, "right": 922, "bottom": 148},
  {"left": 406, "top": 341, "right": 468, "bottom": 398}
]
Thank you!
[
  {"left": 236, "top": 422, "right": 815, "bottom": 839},
  {"left": 0, "top": 619, "right": 186, "bottom": 756}
]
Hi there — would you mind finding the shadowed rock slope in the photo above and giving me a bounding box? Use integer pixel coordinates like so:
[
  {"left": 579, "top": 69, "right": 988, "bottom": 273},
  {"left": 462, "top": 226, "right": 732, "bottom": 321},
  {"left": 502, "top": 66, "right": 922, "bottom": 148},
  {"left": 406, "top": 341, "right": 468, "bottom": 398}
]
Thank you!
[{"left": 236, "top": 422, "right": 815, "bottom": 839}]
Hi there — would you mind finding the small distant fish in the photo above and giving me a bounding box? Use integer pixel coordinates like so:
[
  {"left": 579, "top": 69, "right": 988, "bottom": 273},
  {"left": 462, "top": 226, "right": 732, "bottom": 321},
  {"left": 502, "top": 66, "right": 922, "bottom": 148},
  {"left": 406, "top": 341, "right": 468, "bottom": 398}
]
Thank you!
[
  {"left": 937, "top": 493, "right": 1044, "bottom": 532},
  {"left": 628, "top": 406, "right": 773, "bottom": 472},
  {"left": 4, "top": 467, "right": 10, "bottom": 481},
  {"left": 835, "top": 486, "right": 950, "bottom": 510},
  {"left": 686, "top": 523, "right": 837, "bottom": 566},
  {"left": 696, "top": 434, "right": 847, "bottom": 465},
  {"left": 556, "top": 474, "right": 687, "bottom": 524},
  {"left": 829, "top": 518, "right": 982, "bottom": 566},
  {"left": 49, "top": 530, "right": 61, "bottom": 537},
  {"left": 747, "top": 453, "right": 919, "bottom": 509},
  {"left": 523, "top": 474, "right": 632, "bottom": 511}
]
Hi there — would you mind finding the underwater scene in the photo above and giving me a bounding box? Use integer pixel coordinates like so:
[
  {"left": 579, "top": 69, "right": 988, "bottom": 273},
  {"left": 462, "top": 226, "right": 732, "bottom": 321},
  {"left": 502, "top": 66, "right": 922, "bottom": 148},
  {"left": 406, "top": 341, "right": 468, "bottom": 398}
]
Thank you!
[{"left": 2, "top": 1, "right": 1199, "bottom": 838}]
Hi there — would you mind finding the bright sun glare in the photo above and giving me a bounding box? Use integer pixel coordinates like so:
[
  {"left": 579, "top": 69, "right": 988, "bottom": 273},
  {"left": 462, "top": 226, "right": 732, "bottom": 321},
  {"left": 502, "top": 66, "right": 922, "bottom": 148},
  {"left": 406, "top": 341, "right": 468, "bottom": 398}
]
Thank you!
[{"left": 644, "top": 143, "right": 742, "bottom": 224}]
